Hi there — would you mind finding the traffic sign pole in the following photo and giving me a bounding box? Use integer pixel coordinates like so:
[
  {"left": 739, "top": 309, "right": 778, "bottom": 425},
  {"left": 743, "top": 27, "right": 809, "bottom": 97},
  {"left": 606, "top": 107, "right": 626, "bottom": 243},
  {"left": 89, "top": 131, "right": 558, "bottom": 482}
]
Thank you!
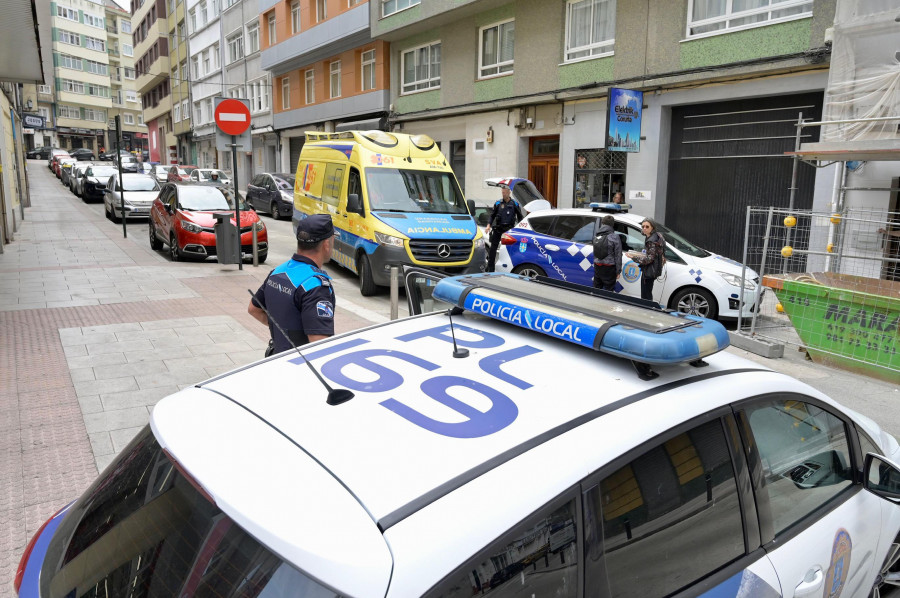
[
  {"left": 232, "top": 134, "right": 241, "bottom": 270},
  {"left": 213, "top": 97, "right": 252, "bottom": 270},
  {"left": 115, "top": 115, "right": 126, "bottom": 238}
]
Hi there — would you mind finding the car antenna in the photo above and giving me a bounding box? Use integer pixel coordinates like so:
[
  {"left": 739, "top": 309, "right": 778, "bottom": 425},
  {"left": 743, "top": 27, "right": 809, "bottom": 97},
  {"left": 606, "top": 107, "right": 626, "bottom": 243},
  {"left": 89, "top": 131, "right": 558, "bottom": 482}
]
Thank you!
[
  {"left": 246, "top": 290, "right": 354, "bottom": 405},
  {"left": 446, "top": 308, "right": 469, "bottom": 358}
]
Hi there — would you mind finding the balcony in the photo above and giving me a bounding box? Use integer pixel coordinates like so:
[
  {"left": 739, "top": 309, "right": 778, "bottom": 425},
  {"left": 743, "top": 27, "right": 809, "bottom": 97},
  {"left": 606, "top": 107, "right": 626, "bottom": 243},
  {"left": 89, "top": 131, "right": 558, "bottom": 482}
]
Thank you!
[
  {"left": 106, "top": 25, "right": 118, "bottom": 36},
  {"left": 142, "top": 98, "right": 171, "bottom": 124},
  {"left": 134, "top": 19, "right": 166, "bottom": 61},
  {"left": 135, "top": 55, "right": 170, "bottom": 94},
  {"left": 371, "top": 0, "right": 482, "bottom": 41}
]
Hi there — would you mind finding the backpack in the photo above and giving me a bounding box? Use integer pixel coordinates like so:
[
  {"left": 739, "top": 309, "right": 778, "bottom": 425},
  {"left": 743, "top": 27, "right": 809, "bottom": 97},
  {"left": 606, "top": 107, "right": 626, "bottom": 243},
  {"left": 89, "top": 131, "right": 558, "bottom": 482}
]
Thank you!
[{"left": 593, "top": 230, "right": 612, "bottom": 261}]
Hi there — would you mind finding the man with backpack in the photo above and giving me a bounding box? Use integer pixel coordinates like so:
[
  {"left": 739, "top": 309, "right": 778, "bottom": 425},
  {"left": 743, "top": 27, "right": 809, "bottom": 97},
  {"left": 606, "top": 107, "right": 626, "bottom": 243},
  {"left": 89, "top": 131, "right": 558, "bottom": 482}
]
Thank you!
[{"left": 593, "top": 215, "right": 623, "bottom": 291}]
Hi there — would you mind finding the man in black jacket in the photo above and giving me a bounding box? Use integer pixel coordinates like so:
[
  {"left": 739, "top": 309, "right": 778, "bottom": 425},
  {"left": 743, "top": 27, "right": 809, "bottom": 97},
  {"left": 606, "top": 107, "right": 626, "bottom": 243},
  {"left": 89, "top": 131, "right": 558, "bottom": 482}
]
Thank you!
[
  {"left": 593, "top": 215, "right": 623, "bottom": 291},
  {"left": 485, "top": 184, "right": 524, "bottom": 272}
]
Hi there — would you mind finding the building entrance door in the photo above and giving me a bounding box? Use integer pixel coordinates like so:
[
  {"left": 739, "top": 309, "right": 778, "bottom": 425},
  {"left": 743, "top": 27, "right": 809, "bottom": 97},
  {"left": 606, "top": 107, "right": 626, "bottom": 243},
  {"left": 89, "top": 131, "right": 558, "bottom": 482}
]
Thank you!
[{"left": 528, "top": 136, "right": 559, "bottom": 207}]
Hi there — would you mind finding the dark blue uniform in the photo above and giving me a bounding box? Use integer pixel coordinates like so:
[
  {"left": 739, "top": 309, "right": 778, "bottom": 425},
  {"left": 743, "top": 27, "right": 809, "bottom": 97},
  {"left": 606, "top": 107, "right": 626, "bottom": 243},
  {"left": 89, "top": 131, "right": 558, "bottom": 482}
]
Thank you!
[
  {"left": 486, "top": 197, "right": 524, "bottom": 272},
  {"left": 252, "top": 254, "right": 335, "bottom": 353}
]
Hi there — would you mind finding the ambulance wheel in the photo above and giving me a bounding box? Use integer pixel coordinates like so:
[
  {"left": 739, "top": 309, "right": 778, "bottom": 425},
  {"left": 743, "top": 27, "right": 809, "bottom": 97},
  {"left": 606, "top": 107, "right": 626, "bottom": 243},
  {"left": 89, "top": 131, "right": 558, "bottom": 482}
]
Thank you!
[
  {"left": 149, "top": 223, "right": 162, "bottom": 250},
  {"left": 671, "top": 287, "right": 718, "bottom": 320},
  {"left": 871, "top": 535, "right": 900, "bottom": 598},
  {"left": 358, "top": 253, "right": 377, "bottom": 296},
  {"left": 512, "top": 264, "right": 546, "bottom": 279}
]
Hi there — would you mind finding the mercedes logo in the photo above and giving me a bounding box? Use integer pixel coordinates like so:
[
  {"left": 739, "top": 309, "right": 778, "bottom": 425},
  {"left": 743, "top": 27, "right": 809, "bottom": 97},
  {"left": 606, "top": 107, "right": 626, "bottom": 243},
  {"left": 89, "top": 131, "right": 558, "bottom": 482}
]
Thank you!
[{"left": 437, "top": 243, "right": 451, "bottom": 258}]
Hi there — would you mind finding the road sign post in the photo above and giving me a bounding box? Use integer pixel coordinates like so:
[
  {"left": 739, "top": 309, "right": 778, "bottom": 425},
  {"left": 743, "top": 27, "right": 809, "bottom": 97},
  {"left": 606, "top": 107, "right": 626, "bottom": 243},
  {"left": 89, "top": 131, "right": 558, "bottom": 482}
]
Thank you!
[
  {"left": 214, "top": 97, "right": 251, "bottom": 270},
  {"left": 115, "top": 115, "right": 126, "bottom": 238}
]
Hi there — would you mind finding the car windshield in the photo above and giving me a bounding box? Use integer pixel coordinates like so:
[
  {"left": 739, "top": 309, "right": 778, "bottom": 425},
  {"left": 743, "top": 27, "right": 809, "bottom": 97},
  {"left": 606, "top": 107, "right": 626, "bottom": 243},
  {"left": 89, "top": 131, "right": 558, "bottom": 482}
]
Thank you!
[
  {"left": 39, "top": 427, "right": 341, "bottom": 598},
  {"left": 511, "top": 180, "right": 546, "bottom": 206},
  {"left": 274, "top": 175, "right": 294, "bottom": 190},
  {"left": 653, "top": 221, "right": 711, "bottom": 258},
  {"left": 365, "top": 168, "right": 468, "bottom": 214},
  {"left": 89, "top": 167, "right": 118, "bottom": 178},
  {"left": 179, "top": 186, "right": 247, "bottom": 211},
  {"left": 120, "top": 175, "right": 159, "bottom": 191},
  {"left": 198, "top": 169, "right": 228, "bottom": 180}
]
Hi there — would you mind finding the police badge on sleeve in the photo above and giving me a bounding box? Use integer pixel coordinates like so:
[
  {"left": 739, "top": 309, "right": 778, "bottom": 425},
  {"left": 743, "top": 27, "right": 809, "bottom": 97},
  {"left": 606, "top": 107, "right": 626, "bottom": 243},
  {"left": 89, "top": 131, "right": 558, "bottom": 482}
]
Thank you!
[{"left": 316, "top": 301, "right": 334, "bottom": 318}]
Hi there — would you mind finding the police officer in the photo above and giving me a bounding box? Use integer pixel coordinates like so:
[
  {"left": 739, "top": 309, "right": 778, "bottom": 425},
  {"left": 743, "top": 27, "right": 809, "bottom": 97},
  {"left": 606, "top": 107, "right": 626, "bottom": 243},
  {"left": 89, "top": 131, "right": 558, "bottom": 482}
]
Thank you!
[
  {"left": 248, "top": 214, "right": 336, "bottom": 355},
  {"left": 485, "top": 184, "right": 524, "bottom": 272}
]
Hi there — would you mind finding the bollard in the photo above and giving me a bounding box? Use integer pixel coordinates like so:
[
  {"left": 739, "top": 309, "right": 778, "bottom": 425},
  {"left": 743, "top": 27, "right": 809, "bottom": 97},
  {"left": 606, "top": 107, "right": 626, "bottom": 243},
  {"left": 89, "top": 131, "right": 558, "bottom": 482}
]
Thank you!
[
  {"left": 252, "top": 227, "right": 258, "bottom": 267},
  {"left": 390, "top": 265, "right": 399, "bottom": 320}
]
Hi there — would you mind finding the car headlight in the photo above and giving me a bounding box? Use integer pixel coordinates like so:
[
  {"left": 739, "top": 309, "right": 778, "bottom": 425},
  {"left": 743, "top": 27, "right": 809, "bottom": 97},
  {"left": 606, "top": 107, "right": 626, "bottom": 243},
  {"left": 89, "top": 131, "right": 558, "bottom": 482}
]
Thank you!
[
  {"left": 181, "top": 221, "right": 202, "bottom": 233},
  {"left": 253, "top": 221, "right": 265, "bottom": 232},
  {"left": 280, "top": 191, "right": 293, "bottom": 201},
  {"left": 375, "top": 231, "right": 406, "bottom": 248},
  {"left": 474, "top": 236, "right": 485, "bottom": 250},
  {"left": 717, "top": 271, "right": 757, "bottom": 290}
]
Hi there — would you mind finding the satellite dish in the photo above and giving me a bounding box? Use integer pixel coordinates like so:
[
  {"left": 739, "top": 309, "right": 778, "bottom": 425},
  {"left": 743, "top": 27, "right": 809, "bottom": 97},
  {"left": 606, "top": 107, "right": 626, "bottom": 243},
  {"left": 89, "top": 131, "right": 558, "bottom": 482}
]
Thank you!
[{"left": 524, "top": 199, "right": 552, "bottom": 213}]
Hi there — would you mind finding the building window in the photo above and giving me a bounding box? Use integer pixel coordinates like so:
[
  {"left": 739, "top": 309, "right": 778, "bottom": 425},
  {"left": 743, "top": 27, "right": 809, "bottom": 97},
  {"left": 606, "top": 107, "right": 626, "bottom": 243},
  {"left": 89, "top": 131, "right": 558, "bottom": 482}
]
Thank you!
[
  {"left": 191, "top": 55, "right": 200, "bottom": 79},
  {"left": 349, "top": 0, "right": 361, "bottom": 4},
  {"left": 194, "top": 101, "right": 203, "bottom": 123},
  {"left": 126, "top": 90, "right": 138, "bottom": 102},
  {"left": 361, "top": 49, "right": 376, "bottom": 91},
  {"left": 180, "top": 60, "right": 187, "bottom": 82},
  {"left": 305, "top": 68, "right": 314, "bottom": 104},
  {"left": 59, "top": 54, "right": 82, "bottom": 71},
  {"left": 87, "top": 84, "right": 109, "bottom": 97},
  {"left": 85, "top": 59, "right": 108, "bottom": 75},
  {"left": 205, "top": 98, "right": 214, "bottom": 121},
  {"left": 401, "top": 41, "right": 440, "bottom": 94},
  {"left": 124, "top": 67, "right": 136, "bottom": 79},
  {"left": 225, "top": 0, "right": 237, "bottom": 8},
  {"left": 267, "top": 13, "right": 276, "bottom": 44},
  {"left": 189, "top": 8, "right": 197, "bottom": 31},
  {"left": 381, "top": 0, "right": 418, "bottom": 17},
  {"left": 479, "top": 20, "right": 514, "bottom": 78},
  {"left": 211, "top": 0, "right": 220, "bottom": 17},
  {"left": 62, "top": 79, "right": 85, "bottom": 94},
  {"left": 329, "top": 60, "right": 341, "bottom": 98},
  {"left": 182, "top": 100, "right": 189, "bottom": 121},
  {"left": 227, "top": 32, "right": 243, "bottom": 63},
  {"left": 38, "top": 84, "right": 51, "bottom": 94},
  {"left": 291, "top": 1, "right": 301, "bottom": 33},
  {"left": 202, "top": 48, "right": 211, "bottom": 73},
  {"left": 84, "top": 36, "right": 106, "bottom": 52},
  {"left": 123, "top": 113, "right": 135, "bottom": 125},
  {"left": 688, "top": 0, "right": 813, "bottom": 36},
  {"left": 246, "top": 21, "right": 259, "bottom": 53},
  {"left": 199, "top": 0, "right": 208, "bottom": 26},
  {"left": 121, "top": 20, "right": 132, "bottom": 33},
  {"left": 316, "top": 0, "right": 326, "bottom": 21},
  {"left": 261, "top": 77, "right": 270, "bottom": 110},
  {"left": 123, "top": 44, "right": 134, "bottom": 56},
  {"left": 212, "top": 42, "right": 220, "bottom": 68},
  {"left": 58, "top": 30, "right": 80, "bottom": 46},
  {"left": 565, "top": 0, "right": 615, "bottom": 61},
  {"left": 83, "top": 13, "right": 104, "bottom": 28},
  {"left": 138, "top": 114, "right": 144, "bottom": 125},
  {"left": 56, "top": 5, "right": 78, "bottom": 21},
  {"left": 58, "top": 105, "right": 80, "bottom": 119},
  {"left": 281, "top": 75, "right": 290, "bottom": 109}
]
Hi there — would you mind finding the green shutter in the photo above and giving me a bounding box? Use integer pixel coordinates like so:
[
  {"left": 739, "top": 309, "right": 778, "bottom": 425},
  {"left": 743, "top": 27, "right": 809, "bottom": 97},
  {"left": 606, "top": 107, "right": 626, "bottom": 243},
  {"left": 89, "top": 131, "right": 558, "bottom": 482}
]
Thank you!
[
  {"left": 51, "top": 27, "right": 58, "bottom": 42},
  {"left": 78, "top": 9, "right": 83, "bottom": 23},
  {"left": 52, "top": 52, "right": 58, "bottom": 67}
]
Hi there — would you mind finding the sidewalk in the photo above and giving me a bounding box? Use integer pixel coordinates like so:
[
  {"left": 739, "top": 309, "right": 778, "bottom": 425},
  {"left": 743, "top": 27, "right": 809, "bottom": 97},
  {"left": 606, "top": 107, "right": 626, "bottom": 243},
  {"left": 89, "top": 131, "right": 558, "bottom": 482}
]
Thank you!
[{"left": 0, "top": 162, "right": 382, "bottom": 594}]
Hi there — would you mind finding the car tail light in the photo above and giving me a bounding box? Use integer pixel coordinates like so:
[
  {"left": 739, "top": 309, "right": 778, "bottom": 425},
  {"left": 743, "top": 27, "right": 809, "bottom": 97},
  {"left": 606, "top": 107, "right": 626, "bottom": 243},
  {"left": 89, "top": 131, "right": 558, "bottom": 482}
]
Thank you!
[
  {"left": 14, "top": 506, "right": 64, "bottom": 594},
  {"left": 500, "top": 233, "right": 517, "bottom": 246}
]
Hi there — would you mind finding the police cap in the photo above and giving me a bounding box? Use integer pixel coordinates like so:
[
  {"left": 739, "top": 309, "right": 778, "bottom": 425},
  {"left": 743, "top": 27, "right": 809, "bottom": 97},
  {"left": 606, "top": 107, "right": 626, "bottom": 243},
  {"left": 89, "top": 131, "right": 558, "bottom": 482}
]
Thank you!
[{"left": 296, "top": 214, "right": 334, "bottom": 243}]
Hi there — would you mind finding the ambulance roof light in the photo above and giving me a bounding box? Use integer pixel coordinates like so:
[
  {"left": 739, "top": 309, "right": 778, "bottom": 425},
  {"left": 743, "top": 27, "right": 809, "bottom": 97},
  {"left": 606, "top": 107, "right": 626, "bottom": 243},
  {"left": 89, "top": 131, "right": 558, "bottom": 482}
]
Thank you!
[{"left": 410, "top": 134, "right": 436, "bottom": 150}]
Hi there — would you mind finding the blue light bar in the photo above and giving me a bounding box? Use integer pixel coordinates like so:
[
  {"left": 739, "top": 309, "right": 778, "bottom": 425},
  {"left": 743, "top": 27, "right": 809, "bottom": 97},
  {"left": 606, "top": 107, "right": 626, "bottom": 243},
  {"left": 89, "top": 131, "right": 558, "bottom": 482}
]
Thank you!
[
  {"left": 589, "top": 202, "right": 632, "bottom": 212},
  {"left": 433, "top": 273, "right": 729, "bottom": 366}
]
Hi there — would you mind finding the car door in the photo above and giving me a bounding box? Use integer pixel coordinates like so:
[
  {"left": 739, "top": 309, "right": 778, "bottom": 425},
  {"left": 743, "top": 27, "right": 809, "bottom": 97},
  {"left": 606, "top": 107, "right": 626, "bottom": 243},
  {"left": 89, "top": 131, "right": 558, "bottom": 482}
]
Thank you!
[
  {"left": 157, "top": 186, "right": 177, "bottom": 240},
  {"left": 246, "top": 175, "right": 261, "bottom": 210},
  {"left": 544, "top": 214, "right": 597, "bottom": 286},
  {"left": 737, "top": 396, "right": 882, "bottom": 598},
  {"left": 265, "top": 176, "right": 280, "bottom": 210}
]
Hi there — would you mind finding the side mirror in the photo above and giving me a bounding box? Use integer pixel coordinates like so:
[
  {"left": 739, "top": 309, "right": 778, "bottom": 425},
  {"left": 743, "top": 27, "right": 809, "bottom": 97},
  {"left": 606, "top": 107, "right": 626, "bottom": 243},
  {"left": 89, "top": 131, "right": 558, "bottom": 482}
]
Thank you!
[
  {"left": 466, "top": 199, "right": 476, "bottom": 217},
  {"left": 865, "top": 453, "right": 900, "bottom": 503},
  {"left": 347, "top": 193, "right": 362, "bottom": 214},
  {"left": 164, "top": 203, "right": 173, "bottom": 214}
]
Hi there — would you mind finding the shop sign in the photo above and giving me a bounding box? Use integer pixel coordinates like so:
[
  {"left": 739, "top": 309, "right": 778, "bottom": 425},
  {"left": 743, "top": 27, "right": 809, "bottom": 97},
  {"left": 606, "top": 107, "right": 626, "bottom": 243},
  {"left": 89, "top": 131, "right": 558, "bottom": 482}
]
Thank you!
[
  {"left": 23, "top": 114, "right": 44, "bottom": 128},
  {"left": 606, "top": 88, "right": 643, "bottom": 153},
  {"left": 23, "top": 128, "right": 35, "bottom": 135}
]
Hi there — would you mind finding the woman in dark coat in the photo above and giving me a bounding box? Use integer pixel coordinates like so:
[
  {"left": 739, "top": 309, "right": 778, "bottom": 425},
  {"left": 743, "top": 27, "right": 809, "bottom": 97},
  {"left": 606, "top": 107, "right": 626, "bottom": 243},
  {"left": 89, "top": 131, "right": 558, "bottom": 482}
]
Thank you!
[{"left": 633, "top": 218, "right": 666, "bottom": 303}]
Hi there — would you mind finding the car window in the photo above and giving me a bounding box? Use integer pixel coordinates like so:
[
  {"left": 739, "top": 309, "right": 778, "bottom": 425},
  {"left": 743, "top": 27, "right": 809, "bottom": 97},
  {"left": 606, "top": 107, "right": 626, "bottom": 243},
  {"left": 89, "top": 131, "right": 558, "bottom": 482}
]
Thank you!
[
  {"left": 584, "top": 418, "right": 745, "bottom": 598},
  {"left": 741, "top": 398, "right": 853, "bottom": 536},
  {"left": 857, "top": 426, "right": 882, "bottom": 458},
  {"left": 425, "top": 494, "right": 578, "bottom": 598},
  {"left": 615, "top": 223, "right": 645, "bottom": 254},
  {"left": 528, "top": 215, "right": 556, "bottom": 235},
  {"left": 322, "top": 163, "right": 345, "bottom": 207},
  {"left": 275, "top": 175, "right": 294, "bottom": 190},
  {"left": 551, "top": 215, "right": 597, "bottom": 243}
]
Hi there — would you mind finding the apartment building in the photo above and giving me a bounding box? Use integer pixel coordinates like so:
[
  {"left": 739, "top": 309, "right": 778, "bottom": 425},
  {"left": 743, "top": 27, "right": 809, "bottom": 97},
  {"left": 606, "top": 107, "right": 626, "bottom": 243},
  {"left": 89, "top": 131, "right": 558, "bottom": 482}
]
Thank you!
[
  {"left": 133, "top": 0, "right": 176, "bottom": 162},
  {"left": 260, "top": 0, "right": 390, "bottom": 172},
  {"left": 166, "top": 0, "right": 193, "bottom": 162},
  {"left": 104, "top": 0, "right": 146, "bottom": 153},
  {"left": 373, "top": 0, "right": 839, "bottom": 261},
  {"left": 187, "top": 0, "right": 224, "bottom": 167}
]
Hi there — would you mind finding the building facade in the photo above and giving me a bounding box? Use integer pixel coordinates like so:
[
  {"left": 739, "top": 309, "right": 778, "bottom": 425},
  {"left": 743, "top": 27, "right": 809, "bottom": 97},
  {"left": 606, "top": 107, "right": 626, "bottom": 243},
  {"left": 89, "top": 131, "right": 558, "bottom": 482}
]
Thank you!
[
  {"left": 105, "top": 0, "right": 146, "bottom": 154},
  {"left": 186, "top": 0, "right": 224, "bottom": 168},
  {"left": 260, "top": 0, "right": 391, "bottom": 173},
  {"left": 373, "top": 0, "right": 841, "bottom": 261}
]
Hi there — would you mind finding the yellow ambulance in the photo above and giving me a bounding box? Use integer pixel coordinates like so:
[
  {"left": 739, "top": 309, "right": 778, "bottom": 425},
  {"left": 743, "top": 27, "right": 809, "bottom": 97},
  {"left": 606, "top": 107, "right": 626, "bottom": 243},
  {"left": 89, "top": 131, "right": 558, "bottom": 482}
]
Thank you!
[{"left": 293, "top": 130, "right": 485, "bottom": 295}]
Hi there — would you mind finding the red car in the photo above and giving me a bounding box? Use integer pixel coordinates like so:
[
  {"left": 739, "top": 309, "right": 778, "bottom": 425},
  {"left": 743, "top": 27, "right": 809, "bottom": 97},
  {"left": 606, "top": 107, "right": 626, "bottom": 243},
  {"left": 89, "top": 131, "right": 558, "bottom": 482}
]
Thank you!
[
  {"left": 167, "top": 165, "right": 198, "bottom": 182},
  {"left": 149, "top": 182, "right": 268, "bottom": 262}
]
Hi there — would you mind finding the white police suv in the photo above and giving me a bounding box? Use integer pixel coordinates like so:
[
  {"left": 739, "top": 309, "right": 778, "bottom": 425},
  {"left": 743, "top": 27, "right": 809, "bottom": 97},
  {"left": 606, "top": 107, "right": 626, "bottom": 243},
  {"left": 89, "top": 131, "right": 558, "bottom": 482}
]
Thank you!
[
  {"left": 15, "top": 274, "right": 900, "bottom": 598},
  {"left": 494, "top": 203, "right": 759, "bottom": 320}
]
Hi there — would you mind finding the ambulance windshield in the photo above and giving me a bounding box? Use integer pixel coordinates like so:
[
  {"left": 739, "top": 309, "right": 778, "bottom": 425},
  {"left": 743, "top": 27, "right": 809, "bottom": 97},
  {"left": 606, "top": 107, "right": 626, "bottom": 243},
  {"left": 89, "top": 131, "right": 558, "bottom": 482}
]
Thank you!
[{"left": 366, "top": 168, "right": 468, "bottom": 214}]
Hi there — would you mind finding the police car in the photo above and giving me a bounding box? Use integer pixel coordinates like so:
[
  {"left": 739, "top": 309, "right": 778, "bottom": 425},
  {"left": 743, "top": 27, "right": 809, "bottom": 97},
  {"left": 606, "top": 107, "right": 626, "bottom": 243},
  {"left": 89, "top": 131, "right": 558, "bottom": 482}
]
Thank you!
[
  {"left": 494, "top": 203, "right": 759, "bottom": 320},
  {"left": 15, "top": 274, "right": 900, "bottom": 598}
]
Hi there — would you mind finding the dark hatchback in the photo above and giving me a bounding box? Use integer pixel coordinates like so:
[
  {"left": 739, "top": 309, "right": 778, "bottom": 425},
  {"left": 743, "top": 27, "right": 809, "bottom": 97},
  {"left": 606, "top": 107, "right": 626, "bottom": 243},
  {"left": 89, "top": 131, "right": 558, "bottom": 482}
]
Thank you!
[{"left": 246, "top": 172, "right": 295, "bottom": 219}]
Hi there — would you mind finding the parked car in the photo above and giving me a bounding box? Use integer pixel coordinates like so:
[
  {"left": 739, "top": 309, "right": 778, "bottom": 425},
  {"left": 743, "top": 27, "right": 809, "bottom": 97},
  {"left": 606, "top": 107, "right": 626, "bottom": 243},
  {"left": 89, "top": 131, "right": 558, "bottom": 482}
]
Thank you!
[
  {"left": 114, "top": 154, "right": 140, "bottom": 173},
  {"left": 48, "top": 149, "right": 69, "bottom": 170},
  {"left": 67, "top": 163, "right": 93, "bottom": 195},
  {"left": 69, "top": 148, "right": 95, "bottom": 161},
  {"left": 246, "top": 172, "right": 295, "bottom": 219},
  {"left": 494, "top": 203, "right": 759, "bottom": 320},
  {"left": 148, "top": 164, "right": 169, "bottom": 183},
  {"left": 100, "top": 149, "right": 130, "bottom": 161},
  {"left": 14, "top": 272, "right": 900, "bottom": 598},
  {"left": 103, "top": 173, "right": 160, "bottom": 222},
  {"left": 149, "top": 183, "right": 267, "bottom": 262},
  {"left": 56, "top": 158, "right": 77, "bottom": 181},
  {"left": 26, "top": 146, "right": 48, "bottom": 159},
  {"left": 79, "top": 164, "right": 119, "bottom": 202},
  {"left": 60, "top": 159, "right": 86, "bottom": 187},
  {"left": 166, "top": 165, "right": 198, "bottom": 182},
  {"left": 190, "top": 168, "right": 232, "bottom": 187}
]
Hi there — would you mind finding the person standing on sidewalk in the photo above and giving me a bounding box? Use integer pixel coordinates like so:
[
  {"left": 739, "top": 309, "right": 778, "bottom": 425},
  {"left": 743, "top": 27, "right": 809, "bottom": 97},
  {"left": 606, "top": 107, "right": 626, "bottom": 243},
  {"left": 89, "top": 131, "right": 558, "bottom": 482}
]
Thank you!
[
  {"left": 631, "top": 218, "right": 666, "bottom": 303},
  {"left": 248, "top": 214, "right": 336, "bottom": 355},
  {"left": 485, "top": 184, "right": 524, "bottom": 272},
  {"left": 592, "top": 215, "right": 622, "bottom": 291}
]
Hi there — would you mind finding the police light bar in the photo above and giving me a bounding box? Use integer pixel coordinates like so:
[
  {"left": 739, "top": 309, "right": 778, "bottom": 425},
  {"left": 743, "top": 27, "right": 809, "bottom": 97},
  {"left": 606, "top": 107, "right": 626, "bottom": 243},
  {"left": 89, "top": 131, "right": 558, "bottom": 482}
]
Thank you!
[
  {"left": 432, "top": 273, "right": 729, "bottom": 367},
  {"left": 590, "top": 202, "right": 632, "bottom": 212}
]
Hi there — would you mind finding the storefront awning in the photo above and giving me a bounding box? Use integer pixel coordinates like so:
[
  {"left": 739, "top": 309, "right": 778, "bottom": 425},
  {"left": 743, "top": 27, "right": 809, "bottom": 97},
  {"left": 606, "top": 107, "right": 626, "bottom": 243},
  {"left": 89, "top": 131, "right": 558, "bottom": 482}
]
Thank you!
[{"left": 0, "top": 0, "right": 49, "bottom": 83}]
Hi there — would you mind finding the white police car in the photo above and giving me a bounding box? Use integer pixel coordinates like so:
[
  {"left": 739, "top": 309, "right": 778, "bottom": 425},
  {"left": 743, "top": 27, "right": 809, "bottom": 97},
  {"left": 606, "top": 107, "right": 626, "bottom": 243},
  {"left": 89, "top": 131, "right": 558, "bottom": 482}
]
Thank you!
[
  {"left": 15, "top": 274, "right": 900, "bottom": 598},
  {"left": 494, "top": 203, "right": 759, "bottom": 320}
]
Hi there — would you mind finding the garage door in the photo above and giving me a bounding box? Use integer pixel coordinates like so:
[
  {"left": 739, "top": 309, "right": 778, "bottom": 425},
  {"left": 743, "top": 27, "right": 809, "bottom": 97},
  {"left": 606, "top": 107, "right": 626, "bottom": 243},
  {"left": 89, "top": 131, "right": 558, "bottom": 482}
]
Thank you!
[{"left": 289, "top": 137, "right": 304, "bottom": 173}]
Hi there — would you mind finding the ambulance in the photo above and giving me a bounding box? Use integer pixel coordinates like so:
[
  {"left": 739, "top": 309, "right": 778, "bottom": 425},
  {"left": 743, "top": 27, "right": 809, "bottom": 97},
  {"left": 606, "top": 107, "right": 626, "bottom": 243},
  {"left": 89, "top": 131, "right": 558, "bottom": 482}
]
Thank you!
[{"left": 293, "top": 130, "right": 485, "bottom": 295}]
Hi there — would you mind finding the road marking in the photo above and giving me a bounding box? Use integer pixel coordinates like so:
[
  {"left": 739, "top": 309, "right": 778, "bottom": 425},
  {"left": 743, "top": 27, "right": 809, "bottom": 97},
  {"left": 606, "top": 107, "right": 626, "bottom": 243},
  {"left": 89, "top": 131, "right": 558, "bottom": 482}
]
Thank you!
[{"left": 219, "top": 113, "right": 247, "bottom": 122}]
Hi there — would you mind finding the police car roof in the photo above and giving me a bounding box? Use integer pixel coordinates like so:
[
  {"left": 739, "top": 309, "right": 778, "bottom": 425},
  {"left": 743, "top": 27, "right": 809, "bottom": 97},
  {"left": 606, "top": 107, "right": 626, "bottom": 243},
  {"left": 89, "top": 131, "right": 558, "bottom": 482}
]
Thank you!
[{"left": 148, "top": 310, "right": 822, "bottom": 595}]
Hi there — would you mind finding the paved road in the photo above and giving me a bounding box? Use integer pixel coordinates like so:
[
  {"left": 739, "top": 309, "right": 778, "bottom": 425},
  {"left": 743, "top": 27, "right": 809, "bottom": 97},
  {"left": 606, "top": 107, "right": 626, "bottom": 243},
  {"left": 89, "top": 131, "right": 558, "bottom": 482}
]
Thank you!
[{"left": 1, "top": 161, "right": 897, "bottom": 597}]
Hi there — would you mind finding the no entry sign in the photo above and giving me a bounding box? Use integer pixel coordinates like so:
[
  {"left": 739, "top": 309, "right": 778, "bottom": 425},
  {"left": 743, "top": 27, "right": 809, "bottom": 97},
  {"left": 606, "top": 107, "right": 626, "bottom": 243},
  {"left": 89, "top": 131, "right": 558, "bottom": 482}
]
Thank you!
[{"left": 214, "top": 98, "right": 251, "bottom": 136}]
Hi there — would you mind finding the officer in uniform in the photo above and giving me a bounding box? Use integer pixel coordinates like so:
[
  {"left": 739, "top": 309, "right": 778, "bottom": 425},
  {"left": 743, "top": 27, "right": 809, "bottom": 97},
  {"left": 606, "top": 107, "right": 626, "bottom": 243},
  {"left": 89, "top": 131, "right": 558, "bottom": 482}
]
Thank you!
[
  {"left": 485, "top": 183, "right": 524, "bottom": 272},
  {"left": 248, "top": 214, "right": 336, "bottom": 355}
]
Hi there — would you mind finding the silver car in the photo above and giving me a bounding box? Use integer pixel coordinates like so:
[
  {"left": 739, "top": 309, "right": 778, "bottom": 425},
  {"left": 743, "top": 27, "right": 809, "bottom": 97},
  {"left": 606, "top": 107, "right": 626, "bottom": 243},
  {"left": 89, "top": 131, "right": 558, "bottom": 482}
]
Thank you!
[
  {"left": 68, "top": 162, "right": 93, "bottom": 195},
  {"left": 190, "top": 168, "right": 232, "bottom": 187},
  {"left": 104, "top": 173, "right": 160, "bottom": 222}
]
